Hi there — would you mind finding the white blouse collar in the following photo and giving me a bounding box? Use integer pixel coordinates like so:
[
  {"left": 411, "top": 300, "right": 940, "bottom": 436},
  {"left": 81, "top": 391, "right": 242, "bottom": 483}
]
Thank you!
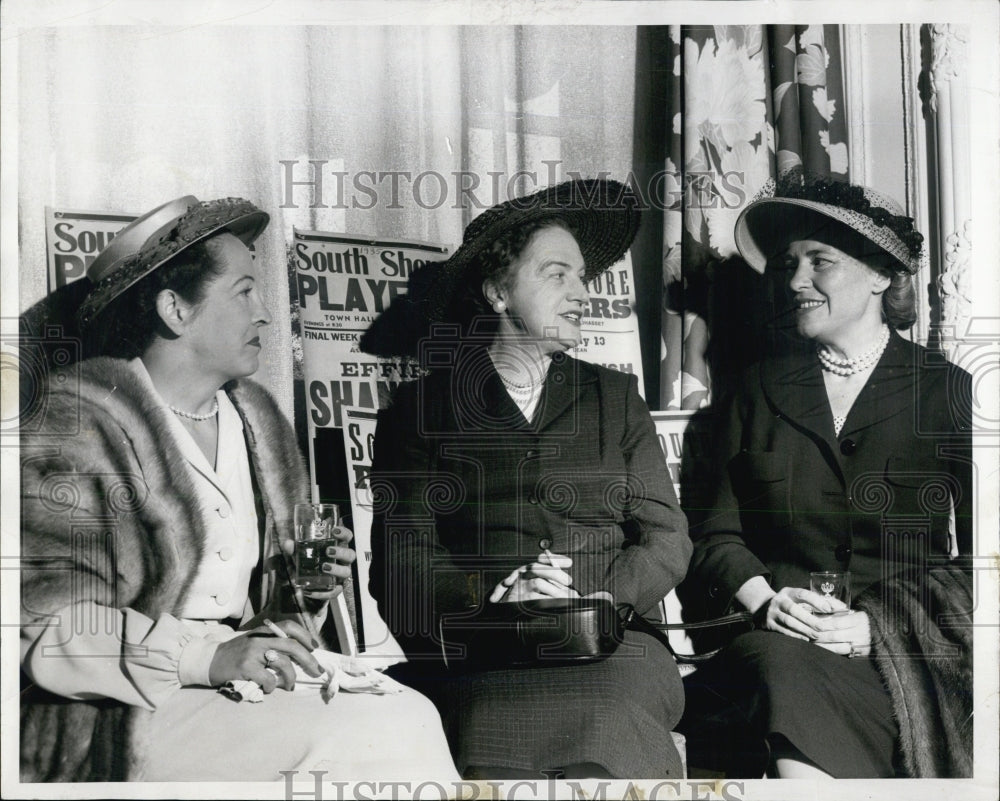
[{"left": 129, "top": 358, "right": 242, "bottom": 499}]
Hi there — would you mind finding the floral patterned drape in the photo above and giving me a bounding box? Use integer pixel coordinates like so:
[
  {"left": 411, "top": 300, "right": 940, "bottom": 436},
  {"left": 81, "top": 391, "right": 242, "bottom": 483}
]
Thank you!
[{"left": 661, "top": 25, "right": 849, "bottom": 408}]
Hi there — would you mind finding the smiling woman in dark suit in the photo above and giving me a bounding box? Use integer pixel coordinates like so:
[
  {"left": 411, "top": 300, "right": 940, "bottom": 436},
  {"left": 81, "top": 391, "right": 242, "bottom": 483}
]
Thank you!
[
  {"left": 679, "top": 174, "right": 973, "bottom": 779},
  {"left": 361, "top": 179, "right": 692, "bottom": 780}
]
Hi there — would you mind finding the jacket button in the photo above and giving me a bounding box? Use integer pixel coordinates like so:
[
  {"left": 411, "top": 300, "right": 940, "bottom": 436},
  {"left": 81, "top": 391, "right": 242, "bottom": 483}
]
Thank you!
[
  {"left": 526, "top": 449, "right": 538, "bottom": 459},
  {"left": 539, "top": 538, "right": 552, "bottom": 550},
  {"left": 840, "top": 439, "right": 857, "bottom": 455},
  {"left": 709, "top": 585, "right": 720, "bottom": 598},
  {"left": 218, "top": 547, "right": 234, "bottom": 561},
  {"left": 835, "top": 544, "right": 852, "bottom": 561},
  {"left": 217, "top": 505, "right": 231, "bottom": 519},
  {"left": 528, "top": 493, "right": 539, "bottom": 505}
]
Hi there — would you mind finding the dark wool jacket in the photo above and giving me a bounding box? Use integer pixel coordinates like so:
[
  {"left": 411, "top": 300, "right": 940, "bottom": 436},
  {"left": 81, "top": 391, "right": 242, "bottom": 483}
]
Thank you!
[
  {"left": 682, "top": 332, "right": 973, "bottom": 616},
  {"left": 679, "top": 333, "right": 974, "bottom": 777},
  {"left": 368, "top": 348, "right": 692, "bottom": 660},
  {"left": 20, "top": 357, "right": 309, "bottom": 781}
]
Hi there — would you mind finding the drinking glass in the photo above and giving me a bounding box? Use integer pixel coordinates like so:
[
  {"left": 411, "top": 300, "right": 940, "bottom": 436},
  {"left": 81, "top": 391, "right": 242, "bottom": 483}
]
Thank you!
[
  {"left": 809, "top": 570, "right": 851, "bottom": 615},
  {"left": 293, "top": 503, "right": 340, "bottom": 591}
]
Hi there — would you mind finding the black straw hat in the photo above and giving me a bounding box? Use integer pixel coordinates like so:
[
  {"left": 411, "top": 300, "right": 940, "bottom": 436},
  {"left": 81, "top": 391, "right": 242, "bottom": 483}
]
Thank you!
[{"left": 360, "top": 178, "right": 641, "bottom": 357}]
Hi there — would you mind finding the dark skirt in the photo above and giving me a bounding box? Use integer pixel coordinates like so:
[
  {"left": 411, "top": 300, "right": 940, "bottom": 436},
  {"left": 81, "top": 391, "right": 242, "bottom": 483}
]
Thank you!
[
  {"left": 391, "top": 629, "right": 685, "bottom": 778},
  {"left": 681, "top": 630, "right": 898, "bottom": 778}
]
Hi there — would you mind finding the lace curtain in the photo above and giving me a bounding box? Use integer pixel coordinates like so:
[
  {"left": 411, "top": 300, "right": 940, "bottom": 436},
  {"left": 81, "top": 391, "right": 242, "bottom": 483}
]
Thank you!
[{"left": 15, "top": 25, "right": 638, "bottom": 414}]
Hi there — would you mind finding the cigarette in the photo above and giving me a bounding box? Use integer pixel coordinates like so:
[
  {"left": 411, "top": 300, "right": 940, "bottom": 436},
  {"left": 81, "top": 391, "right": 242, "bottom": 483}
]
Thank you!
[
  {"left": 544, "top": 549, "right": 576, "bottom": 595},
  {"left": 264, "top": 617, "right": 331, "bottom": 686}
]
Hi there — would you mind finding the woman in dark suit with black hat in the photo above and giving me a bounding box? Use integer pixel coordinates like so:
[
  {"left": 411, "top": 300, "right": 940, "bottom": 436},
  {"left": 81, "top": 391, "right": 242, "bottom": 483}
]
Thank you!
[
  {"left": 678, "top": 173, "right": 973, "bottom": 778},
  {"left": 363, "top": 179, "right": 693, "bottom": 779}
]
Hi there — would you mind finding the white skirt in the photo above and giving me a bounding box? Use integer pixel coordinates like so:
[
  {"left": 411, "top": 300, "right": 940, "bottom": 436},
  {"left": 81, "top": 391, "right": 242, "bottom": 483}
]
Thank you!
[{"left": 136, "top": 677, "right": 460, "bottom": 782}]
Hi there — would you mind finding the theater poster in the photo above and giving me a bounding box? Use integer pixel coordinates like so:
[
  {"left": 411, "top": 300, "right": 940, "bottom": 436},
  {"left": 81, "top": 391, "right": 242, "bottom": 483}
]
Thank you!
[{"left": 44, "top": 207, "right": 136, "bottom": 292}]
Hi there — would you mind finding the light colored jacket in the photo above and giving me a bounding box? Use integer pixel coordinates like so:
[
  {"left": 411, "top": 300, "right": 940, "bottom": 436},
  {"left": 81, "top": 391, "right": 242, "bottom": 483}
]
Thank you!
[{"left": 20, "top": 357, "right": 308, "bottom": 781}]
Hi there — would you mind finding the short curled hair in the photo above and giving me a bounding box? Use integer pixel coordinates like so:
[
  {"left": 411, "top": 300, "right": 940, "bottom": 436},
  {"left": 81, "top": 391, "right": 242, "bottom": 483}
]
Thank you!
[
  {"left": 84, "top": 233, "right": 228, "bottom": 359},
  {"left": 461, "top": 216, "right": 578, "bottom": 318},
  {"left": 881, "top": 270, "right": 918, "bottom": 331}
]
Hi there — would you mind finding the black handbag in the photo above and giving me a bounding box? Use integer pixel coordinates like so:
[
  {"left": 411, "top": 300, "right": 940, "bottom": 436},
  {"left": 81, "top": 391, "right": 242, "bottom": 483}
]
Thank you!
[
  {"left": 439, "top": 597, "right": 754, "bottom": 670},
  {"left": 618, "top": 604, "right": 755, "bottom": 664}
]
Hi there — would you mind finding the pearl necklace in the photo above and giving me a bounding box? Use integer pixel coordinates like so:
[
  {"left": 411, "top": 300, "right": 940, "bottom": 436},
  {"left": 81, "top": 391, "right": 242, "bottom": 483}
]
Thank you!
[
  {"left": 169, "top": 399, "right": 219, "bottom": 421},
  {"left": 497, "top": 370, "right": 545, "bottom": 422},
  {"left": 498, "top": 372, "right": 543, "bottom": 403},
  {"left": 498, "top": 371, "right": 540, "bottom": 392},
  {"left": 817, "top": 326, "right": 890, "bottom": 377}
]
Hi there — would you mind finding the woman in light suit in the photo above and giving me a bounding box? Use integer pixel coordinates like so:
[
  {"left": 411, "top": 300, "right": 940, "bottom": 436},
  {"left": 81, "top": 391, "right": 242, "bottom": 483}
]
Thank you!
[{"left": 20, "top": 196, "right": 459, "bottom": 782}]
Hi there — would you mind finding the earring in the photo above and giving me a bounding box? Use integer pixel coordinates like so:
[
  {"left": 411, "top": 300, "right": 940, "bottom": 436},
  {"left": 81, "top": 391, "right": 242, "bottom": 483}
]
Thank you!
[{"left": 493, "top": 300, "right": 506, "bottom": 313}]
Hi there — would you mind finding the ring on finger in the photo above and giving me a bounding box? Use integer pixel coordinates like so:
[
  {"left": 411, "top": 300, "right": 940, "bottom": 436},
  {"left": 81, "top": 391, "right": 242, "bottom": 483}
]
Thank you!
[{"left": 264, "top": 648, "right": 281, "bottom": 665}]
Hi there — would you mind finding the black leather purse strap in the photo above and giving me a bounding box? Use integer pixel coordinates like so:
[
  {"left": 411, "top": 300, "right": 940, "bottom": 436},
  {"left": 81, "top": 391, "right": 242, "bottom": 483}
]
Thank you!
[{"left": 617, "top": 605, "right": 755, "bottom": 664}]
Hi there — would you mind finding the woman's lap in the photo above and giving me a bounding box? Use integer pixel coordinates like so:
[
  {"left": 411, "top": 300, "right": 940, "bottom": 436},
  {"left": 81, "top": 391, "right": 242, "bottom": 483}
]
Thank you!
[
  {"left": 137, "top": 682, "right": 460, "bottom": 782},
  {"left": 684, "top": 630, "right": 897, "bottom": 778},
  {"left": 400, "top": 630, "right": 685, "bottom": 778}
]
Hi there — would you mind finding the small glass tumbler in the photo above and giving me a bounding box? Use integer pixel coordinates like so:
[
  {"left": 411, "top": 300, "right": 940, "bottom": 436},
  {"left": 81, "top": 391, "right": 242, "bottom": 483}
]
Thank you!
[
  {"left": 293, "top": 503, "right": 340, "bottom": 591},
  {"left": 809, "top": 570, "right": 851, "bottom": 614}
]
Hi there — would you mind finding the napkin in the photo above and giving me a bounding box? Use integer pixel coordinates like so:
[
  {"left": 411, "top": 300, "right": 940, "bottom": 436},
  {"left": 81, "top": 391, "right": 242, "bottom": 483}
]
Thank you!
[{"left": 218, "top": 649, "right": 402, "bottom": 703}]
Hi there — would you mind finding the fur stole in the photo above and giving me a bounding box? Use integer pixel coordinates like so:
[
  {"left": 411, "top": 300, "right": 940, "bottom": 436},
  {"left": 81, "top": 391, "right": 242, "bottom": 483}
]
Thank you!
[
  {"left": 856, "top": 563, "right": 973, "bottom": 777},
  {"left": 20, "top": 357, "right": 308, "bottom": 781}
]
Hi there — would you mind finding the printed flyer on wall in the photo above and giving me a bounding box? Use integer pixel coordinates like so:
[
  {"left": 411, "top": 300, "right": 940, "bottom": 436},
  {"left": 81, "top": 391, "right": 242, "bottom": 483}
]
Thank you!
[
  {"left": 291, "top": 228, "right": 446, "bottom": 498},
  {"left": 44, "top": 207, "right": 136, "bottom": 292},
  {"left": 339, "top": 404, "right": 405, "bottom": 661},
  {"left": 571, "top": 251, "right": 645, "bottom": 394}
]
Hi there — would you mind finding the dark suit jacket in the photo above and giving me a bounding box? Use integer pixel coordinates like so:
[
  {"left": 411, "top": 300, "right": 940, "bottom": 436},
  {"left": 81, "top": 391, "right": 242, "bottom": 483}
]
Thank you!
[
  {"left": 682, "top": 332, "right": 972, "bottom": 618},
  {"left": 369, "top": 347, "right": 692, "bottom": 657}
]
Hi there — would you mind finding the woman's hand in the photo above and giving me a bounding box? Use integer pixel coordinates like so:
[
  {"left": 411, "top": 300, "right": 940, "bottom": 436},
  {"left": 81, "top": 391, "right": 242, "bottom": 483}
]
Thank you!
[
  {"left": 754, "top": 586, "right": 846, "bottom": 641},
  {"left": 489, "top": 552, "right": 580, "bottom": 603},
  {"left": 208, "top": 619, "right": 323, "bottom": 692},
  {"left": 755, "top": 587, "right": 872, "bottom": 657},
  {"left": 272, "top": 526, "right": 357, "bottom": 630},
  {"left": 245, "top": 528, "right": 357, "bottom": 636},
  {"left": 810, "top": 610, "right": 872, "bottom": 658},
  {"left": 282, "top": 526, "right": 357, "bottom": 603}
]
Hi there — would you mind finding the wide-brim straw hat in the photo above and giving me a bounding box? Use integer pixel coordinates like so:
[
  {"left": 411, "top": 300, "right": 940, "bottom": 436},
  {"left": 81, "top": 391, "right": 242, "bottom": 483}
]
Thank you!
[
  {"left": 359, "top": 178, "right": 641, "bottom": 358},
  {"left": 734, "top": 174, "right": 923, "bottom": 275},
  {"left": 77, "top": 196, "right": 269, "bottom": 330}
]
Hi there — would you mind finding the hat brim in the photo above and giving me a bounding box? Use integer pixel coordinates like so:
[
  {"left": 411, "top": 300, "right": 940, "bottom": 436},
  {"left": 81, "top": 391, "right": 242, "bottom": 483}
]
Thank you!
[
  {"left": 735, "top": 197, "right": 913, "bottom": 274},
  {"left": 87, "top": 195, "right": 199, "bottom": 283},
  {"left": 77, "top": 199, "right": 269, "bottom": 331},
  {"left": 360, "top": 178, "right": 640, "bottom": 358},
  {"left": 136, "top": 207, "right": 270, "bottom": 279}
]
